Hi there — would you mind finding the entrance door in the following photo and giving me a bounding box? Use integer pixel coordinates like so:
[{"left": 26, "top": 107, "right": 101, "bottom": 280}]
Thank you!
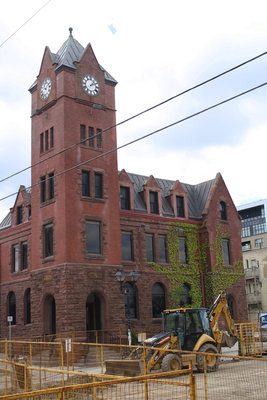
[
  {"left": 86, "top": 294, "right": 101, "bottom": 341},
  {"left": 44, "top": 295, "right": 56, "bottom": 335}
]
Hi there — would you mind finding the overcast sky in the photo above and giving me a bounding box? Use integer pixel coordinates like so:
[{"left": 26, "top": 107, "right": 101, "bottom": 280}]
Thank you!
[{"left": 1, "top": 0, "right": 267, "bottom": 221}]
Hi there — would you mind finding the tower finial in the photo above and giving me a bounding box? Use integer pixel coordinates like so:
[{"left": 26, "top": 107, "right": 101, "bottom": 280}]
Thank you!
[{"left": 69, "top": 27, "right": 73, "bottom": 37}]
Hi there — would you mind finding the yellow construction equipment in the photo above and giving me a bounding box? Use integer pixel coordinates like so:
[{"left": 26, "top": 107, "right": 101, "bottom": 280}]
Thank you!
[{"left": 105, "top": 291, "right": 239, "bottom": 375}]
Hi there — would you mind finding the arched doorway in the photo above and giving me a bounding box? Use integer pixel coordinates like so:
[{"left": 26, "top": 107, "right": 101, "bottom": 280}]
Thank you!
[
  {"left": 44, "top": 295, "right": 56, "bottom": 335},
  {"left": 86, "top": 294, "right": 102, "bottom": 341}
]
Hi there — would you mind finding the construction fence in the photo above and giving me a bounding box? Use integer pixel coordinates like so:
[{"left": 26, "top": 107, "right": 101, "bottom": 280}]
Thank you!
[
  {"left": 0, "top": 361, "right": 195, "bottom": 400},
  {"left": 0, "top": 340, "right": 267, "bottom": 399}
]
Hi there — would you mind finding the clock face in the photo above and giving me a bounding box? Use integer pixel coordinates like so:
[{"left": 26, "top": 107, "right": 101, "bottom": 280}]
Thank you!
[
  {"left": 40, "top": 77, "right": 52, "bottom": 101},
  {"left": 82, "top": 75, "right": 100, "bottom": 96}
]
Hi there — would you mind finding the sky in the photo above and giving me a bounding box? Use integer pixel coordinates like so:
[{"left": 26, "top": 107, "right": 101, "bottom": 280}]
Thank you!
[{"left": 1, "top": 0, "right": 267, "bottom": 221}]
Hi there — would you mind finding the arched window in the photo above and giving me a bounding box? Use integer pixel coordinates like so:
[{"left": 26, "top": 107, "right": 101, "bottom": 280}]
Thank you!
[
  {"left": 180, "top": 283, "right": 192, "bottom": 306},
  {"left": 227, "top": 294, "right": 235, "bottom": 319},
  {"left": 124, "top": 282, "right": 137, "bottom": 319},
  {"left": 152, "top": 283, "right": 166, "bottom": 318},
  {"left": 24, "top": 289, "right": 31, "bottom": 324},
  {"left": 44, "top": 295, "right": 56, "bottom": 335},
  {"left": 8, "top": 292, "right": 16, "bottom": 325},
  {"left": 219, "top": 201, "right": 227, "bottom": 220}
]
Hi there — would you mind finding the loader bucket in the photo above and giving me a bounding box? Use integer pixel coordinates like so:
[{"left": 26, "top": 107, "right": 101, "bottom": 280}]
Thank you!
[
  {"left": 220, "top": 332, "right": 238, "bottom": 348},
  {"left": 105, "top": 359, "right": 144, "bottom": 377}
]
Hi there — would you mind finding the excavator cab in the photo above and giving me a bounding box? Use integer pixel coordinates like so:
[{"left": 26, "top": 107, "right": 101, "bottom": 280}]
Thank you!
[{"left": 163, "top": 308, "right": 214, "bottom": 351}]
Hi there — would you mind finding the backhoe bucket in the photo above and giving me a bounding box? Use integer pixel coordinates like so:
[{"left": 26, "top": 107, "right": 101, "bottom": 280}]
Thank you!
[
  {"left": 221, "top": 332, "right": 238, "bottom": 348},
  {"left": 105, "top": 359, "right": 144, "bottom": 376}
]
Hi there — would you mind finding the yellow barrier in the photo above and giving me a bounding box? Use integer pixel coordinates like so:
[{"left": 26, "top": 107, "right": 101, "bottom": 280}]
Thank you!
[
  {"left": 0, "top": 363, "right": 195, "bottom": 400},
  {"left": 1, "top": 339, "right": 267, "bottom": 399},
  {"left": 235, "top": 322, "right": 262, "bottom": 356}
]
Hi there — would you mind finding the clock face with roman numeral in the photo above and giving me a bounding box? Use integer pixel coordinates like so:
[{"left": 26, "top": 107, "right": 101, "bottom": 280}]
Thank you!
[
  {"left": 82, "top": 75, "right": 100, "bottom": 96},
  {"left": 40, "top": 77, "right": 52, "bottom": 101}
]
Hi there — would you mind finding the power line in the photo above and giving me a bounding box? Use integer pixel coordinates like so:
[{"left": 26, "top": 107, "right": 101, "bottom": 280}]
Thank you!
[
  {"left": 0, "top": 81, "right": 266, "bottom": 203},
  {"left": 0, "top": 1, "right": 52, "bottom": 48},
  {"left": 1, "top": 49, "right": 267, "bottom": 184}
]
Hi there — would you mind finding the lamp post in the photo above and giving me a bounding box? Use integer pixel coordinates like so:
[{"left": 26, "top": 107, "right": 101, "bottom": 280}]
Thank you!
[{"left": 115, "top": 270, "right": 140, "bottom": 346}]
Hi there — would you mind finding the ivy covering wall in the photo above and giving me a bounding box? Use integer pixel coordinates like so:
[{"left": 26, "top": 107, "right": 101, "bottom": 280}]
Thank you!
[{"left": 152, "top": 222, "right": 243, "bottom": 308}]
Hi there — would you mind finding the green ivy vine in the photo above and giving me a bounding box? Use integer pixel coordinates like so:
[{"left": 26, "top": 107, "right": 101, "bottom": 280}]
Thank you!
[{"left": 151, "top": 222, "right": 243, "bottom": 308}]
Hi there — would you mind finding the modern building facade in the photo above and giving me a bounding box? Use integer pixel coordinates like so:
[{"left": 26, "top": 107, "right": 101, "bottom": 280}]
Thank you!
[
  {"left": 0, "top": 30, "right": 247, "bottom": 340},
  {"left": 237, "top": 200, "right": 267, "bottom": 322}
]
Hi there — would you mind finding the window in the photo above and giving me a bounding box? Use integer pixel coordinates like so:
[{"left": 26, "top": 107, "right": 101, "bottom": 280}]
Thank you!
[
  {"left": 86, "top": 221, "right": 101, "bottom": 254},
  {"left": 253, "top": 224, "right": 266, "bottom": 235},
  {"left": 219, "top": 201, "right": 227, "bottom": 220},
  {"left": 12, "top": 245, "right": 19, "bottom": 273},
  {"left": 180, "top": 283, "right": 192, "bottom": 306},
  {"left": 40, "top": 127, "right": 54, "bottom": 152},
  {"left": 222, "top": 239, "right": 230, "bottom": 265},
  {"left": 121, "top": 231, "right": 133, "bottom": 261},
  {"left": 44, "top": 223, "right": 53, "bottom": 258},
  {"left": 40, "top": 174, "right": 55, "bottom": 203},
  {"left": 8, "top": 292, "right": 16, "bottom": 325},
  {"left": 50, "top": 127, "right": 54, "bottom": 148},
  {"left": 146, "top": 234, "right": 154, "bottom": 262},
  {"left": 255, "top": 238, "right": 264, "bottom": 248},
  {"left": 158, "top": 235, "right": 167, "bottom": 263},
  {"left": 149, "top": 191, "right": 159, "bottom": 214},
  {"left": 45, "top": 130, "right": 49, "bottom": 151},
  {"left": 120, "top": 186, "right": 130, "bottom": 210},
  {"left": 80, "top": 124, "right": 86, "bottom": 143},
  {"left": 179, "top": 238, "right": 187, "bottom": 264},
  {"left": 124, "top": 282, "right": 137, "bottom": 319},
  {"left": 242, "top": 241, "right": 251, "bottom": 251},
  {"left": 17, "top": 206, "right": 23, "bottom": 225},
  {"left": 40, "top": 176, "right": 46, "bottom": 203},
  {"left": 82, "top": 170, "right": 90, "bottom": 197},
  {"left": 89, "top": 126, "right": 94, "bottom": 147},
  {"left": 40, "top": 132, "right": 44, "bottom": 153},
  {"left": 176, "top": 196, "right": 185, "bottom": 218},
  {"left": 21, "top": 242, "right": 28, "bottom": 270},
  {"left": 152, "top": 283, "right": 165, "bottom": 318},
  {"left": 97, "top": 128, "right": 102, "bottom": 148},
  {"left": 48, "top": 173, "right": 54, "bottom": 199},
  {"left": 241, "top": 226, "right": 251, "bottom": 238},
  {"left": 227, "top": 294, "right": 235, "bottom": 319},
  {"left": 95, "top": 173, "right": 103, "bottom": 198},
  {"left": 25, "top": 289, "right": 31, "bottom": 324}
]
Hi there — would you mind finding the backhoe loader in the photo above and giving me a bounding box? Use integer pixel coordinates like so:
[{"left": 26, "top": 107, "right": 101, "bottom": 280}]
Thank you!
[{"left": 105, "top": 291, "right": 239, "bottom": 375}]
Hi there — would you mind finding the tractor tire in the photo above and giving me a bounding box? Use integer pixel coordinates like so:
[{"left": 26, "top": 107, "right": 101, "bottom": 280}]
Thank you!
[
  {"left": 161, "top": 353, "right": 182, "bottom": 372},
  {"left": 196, "top": 343, "right": 219, "bottom": 373}
]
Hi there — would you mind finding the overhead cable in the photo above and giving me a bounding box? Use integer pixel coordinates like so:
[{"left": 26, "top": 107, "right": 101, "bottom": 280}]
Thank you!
[
  {"left": 0, "top": 81, "right": 266, "bottom": 202},
  {"left": 0, "top": 1, "right": 52, "bottom": 48},
  {"left": 1, "top": 49, "right": 267, "bottom": 183}
]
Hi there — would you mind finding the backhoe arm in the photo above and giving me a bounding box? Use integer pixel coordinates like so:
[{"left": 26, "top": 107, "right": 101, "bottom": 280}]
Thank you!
[{"left": 208, "top": 291, "right": 239, "bottom": 351}]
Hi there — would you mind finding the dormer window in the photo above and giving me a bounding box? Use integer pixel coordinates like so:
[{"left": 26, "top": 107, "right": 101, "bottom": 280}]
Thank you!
[
  {"left": 219, "top": 201, "right": 227, "bottom": 220},
  {"left": 120, "top": 186, "right": 130, "bottom": 210},
  {"left": 149, "top": 191, "right": 159, "bottom": 214},
  {"left": 176, "top": 196, "right": 185, "bottom": 218}
]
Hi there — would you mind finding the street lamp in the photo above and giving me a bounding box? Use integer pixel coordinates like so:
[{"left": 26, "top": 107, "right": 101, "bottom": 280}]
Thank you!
[{"left": 115, "top": 269, "right": 140, "bottom": 346}]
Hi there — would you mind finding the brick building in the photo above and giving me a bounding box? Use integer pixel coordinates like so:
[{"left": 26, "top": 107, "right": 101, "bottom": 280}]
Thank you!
[{"left": 0, "top": 30, "right": 247, "bottom": 339}]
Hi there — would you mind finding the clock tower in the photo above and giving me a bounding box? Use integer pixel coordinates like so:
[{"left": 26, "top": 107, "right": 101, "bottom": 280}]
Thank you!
[{"left": 29, "top": 29, "right": 121, "bottom": 333}]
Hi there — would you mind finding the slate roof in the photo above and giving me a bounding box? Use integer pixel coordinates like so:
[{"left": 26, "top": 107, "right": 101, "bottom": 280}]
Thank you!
[
  {"left": 127, "top": 172, "right": 215, "bottom": 220},
  {"left": 0, "top": 173, "right": 214, "bottom": 231},
  {"left": 0, "top": 212, "right": 11, "bottom": 231}
]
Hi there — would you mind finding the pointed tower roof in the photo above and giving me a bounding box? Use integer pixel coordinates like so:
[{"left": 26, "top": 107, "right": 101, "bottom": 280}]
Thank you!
[
  {"left": 53, "top": 27, "right": 85, "bottom": 72},
  {"left": 29, "top": 28, "right": 117, "bottom": 91}
]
